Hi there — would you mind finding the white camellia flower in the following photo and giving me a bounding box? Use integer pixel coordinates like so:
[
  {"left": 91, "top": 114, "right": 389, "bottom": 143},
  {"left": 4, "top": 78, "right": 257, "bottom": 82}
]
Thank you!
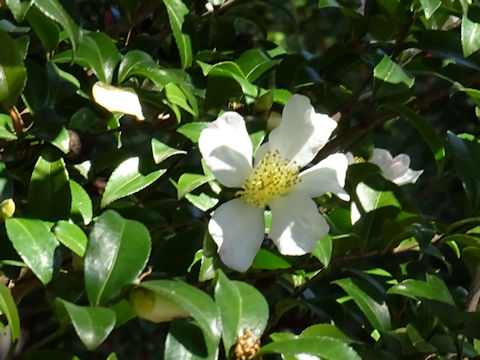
[
  {"left": 347, "top": 148, "right": 423, "bottom": 186},
  {"left": 198, "top": 94, "right": 349, "bottom": 272}
]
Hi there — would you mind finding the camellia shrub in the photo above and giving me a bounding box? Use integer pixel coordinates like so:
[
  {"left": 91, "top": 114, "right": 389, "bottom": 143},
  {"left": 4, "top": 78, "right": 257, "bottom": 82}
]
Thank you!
[{"left": 1, "top": 0, "right": 480, "bottom": 359}]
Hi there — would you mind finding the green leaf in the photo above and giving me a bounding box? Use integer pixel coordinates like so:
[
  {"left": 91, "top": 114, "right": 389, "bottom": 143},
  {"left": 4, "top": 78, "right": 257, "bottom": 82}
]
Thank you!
[
  {"left": 199, "top": 61, "right": 258, "bottom": 98},
  {"left": 175, "top": 173, "right": 214, "bottom": 199},
  {"left": 301, "top": 324, "right": 353, "bottom": 343},
  {"left": 118, "top": 50, "right": 186, "bottom": 90},
  {"left": 137, "top": 280, "right": 220, "bottom": 356},
  {"left": 312, "top": 234, "right": 332, "bottom": 267},
  {"left": 6, "top": 0, "right": 33, "bottom": 23},
  {"left": 373, "top": 55, "right": 415, "bottom": 98},
  {"left": 447, "top": 132, "right": 480, "bottom": 210},
  {"left": 236, "top": 49, "right": 279, "bottom": 82},
  {"left": 177, "top": 122, "right": 210, "bottom": 143},
  {"left": 387, "top": 274, "right": 455, "bottom": 305},
  {"left": 163, "top": 0, "right": 193, "bottom": 69},
  {"left": 27, "top": 150, "right": 71, "bottom": 221},
  {"left": 0, "top": 30, "right": 27, "bottom": 110},
  {"left": 214, "top": 271, "right": 269, "bottom": 355},
  {"left": 185, "top": 193, "right": 218, "bottom": 212},
  {"left": 70, "top": 180, "right": 93, "bottom": 225},
  {"left": 32, "top": 0, "right": 81, "bottom": 56},
  {"left": 101, "top": 157, "right": 166, "bottom": 208},
  {"left": 259, "top": 337, "right": 361, "bottom": 360},
  {"left": 0, "top": 281, "right": 20, "bottom": 342},
  {"left": 462, "top": 14, "right": 480, "bottom": 57},
  {"left": 419, "top": 0, "right": 441, "bottom": 18},
  {"left": 54, "top": 32, "right": 121, "bottom": 84},
  {"left": 106, "top": 353, "right": 118, "bottom": 360},
  {"left": 56, "top": 299, "right": 116, "bottom": 350},
  {"left": 0, "top": 113, "right": 17, "bottom": 139},
  {"left": 151, "top": 138, "right": 186, "bottom": 164},
  {"left": 387, "top": 104, "right": 445, "bottom": 173},
  {"left": 54, "top": 220, "right": 87, "bottom": 257},
  {"left": 165, "top": 319, "right": 215, "bottom": 360},
  {"left": 26, "top": 5, "right": 59, "bottom": 53},
  {"left": 84, "top": 210, "right": 151, "bottom": 305},
  {"left": 333, "top": 277, "right": 391, "bottom": 332},
  {"left": 5, "top": 218, "right": 58, "bottom": 284},
  {"left": 165, "top": 82, "right": 196, "bottom": 116},
  {"left": 252, "top": 249, "right": 291, "bottom": 270}
]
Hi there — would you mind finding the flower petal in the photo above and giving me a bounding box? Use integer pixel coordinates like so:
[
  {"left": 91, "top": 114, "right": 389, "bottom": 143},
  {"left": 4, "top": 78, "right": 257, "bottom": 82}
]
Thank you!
[
  {"left": 92, "top": 82, "right": 145, "bottom": 120},
  {"left": 295, "top": 153, "right": 349, "bottom": 200},
  {"left": 392, "top": 168, "right": 424, "bottom": 185},
  {"left": 269, "top": 94, "right": 337, "bottom": 168},
  {"left": 199, "top": 112, "right": 253, "bottom": 187},
  {"left": 269, "top": 194, "right": 329, "bottom": 256},
  {"left": 209, "top": 199, "right": 265, "bottom": 272}
]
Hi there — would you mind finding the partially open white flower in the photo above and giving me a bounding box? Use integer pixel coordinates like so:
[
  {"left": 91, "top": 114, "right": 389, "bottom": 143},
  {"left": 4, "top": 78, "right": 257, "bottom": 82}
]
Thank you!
[
  {"left": 199, "top": 94, "right": 349, "bottom": 272},
  {"left": 347, "top": 148, "right": 423, "bottom": 186}
]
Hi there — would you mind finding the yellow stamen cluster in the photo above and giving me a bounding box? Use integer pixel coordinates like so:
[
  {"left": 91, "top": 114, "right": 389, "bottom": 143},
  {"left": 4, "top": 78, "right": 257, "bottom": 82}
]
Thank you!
[
  {"left": 234, "top": 328, "right": 262, "bottom": 360},
  {"left": 355, "top": 156, "right": 365, "bottom": 163},
  {"left": 237, "top": 150, "right": 300, "bottom": 208}
]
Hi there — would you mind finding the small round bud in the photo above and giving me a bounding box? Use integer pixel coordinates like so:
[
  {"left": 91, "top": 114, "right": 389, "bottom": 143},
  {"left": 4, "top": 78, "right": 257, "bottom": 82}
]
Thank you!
[{"left": 0, "top": 199, "right": 15, "bottom": 219}]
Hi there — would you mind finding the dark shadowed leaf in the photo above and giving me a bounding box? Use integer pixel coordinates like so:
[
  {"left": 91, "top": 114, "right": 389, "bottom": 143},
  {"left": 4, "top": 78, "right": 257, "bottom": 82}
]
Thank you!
[{"left": 0, "top": 281, "right": 20, "bottom": 341}]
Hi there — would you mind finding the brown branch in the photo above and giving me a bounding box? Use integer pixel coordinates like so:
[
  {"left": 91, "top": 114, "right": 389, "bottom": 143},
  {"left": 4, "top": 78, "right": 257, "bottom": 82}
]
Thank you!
[
  {"left": 314, "top": 71, "right": 480, "bottom": 161},
  {"left": 466, "top": 262, "right": 480, "bottom": 312}
]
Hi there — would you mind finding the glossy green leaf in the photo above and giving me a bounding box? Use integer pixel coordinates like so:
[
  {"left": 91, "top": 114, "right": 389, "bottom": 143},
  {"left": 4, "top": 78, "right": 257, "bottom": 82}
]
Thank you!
[
  {"left": 0, "top": 281, "right": 20, "bottom": 342},
  {"left": 199, "top": 61, "right": 258, "bottom": 98},
  {"left": 101, "top": 157, "right": 166, "bottom": 208},
  {"left": 252, "top": 249, "right": 291, "bottom": 270},
  {"left": 6, "top": 0, "right": 33, "bottom": 23},
  {"left": 301, "top": 324, "right": 353, "bottom": 343},
  {"left": 70, "top": 180, "right": 93, "bottom": 225},
  {"left": 57, "top": 299, "right": 116, "bottom": 350},
  {"left": 214, "top": 271, "right": 269, "bottom": 354},
  {"left": 0, "top": 30, "right": 27, "bottom": 110},
  {"left": 5, "top": 218, "right": 58, "bottom": 284},
  {"left": 54, "top": 221, "right": 87, "bottom": 257},
  {"left": 0, "top": 113, "right": 17, "bottom": 139},
  {"left": 151, "top": 138, "right": 186, "bottom": 164},
  {"left": 54, "top": 32, "right": 121, "bottom": 84},
  {"left": 236, "top": 49, "right": 279, "bottom": 82},
  {"left": 373, "top": 55, "right": 414, "bottom": 97},
  {"left": 259, "top": 337, "right": 361, "bottom": 360},
  {"left": 419, "top": 0, "right": 441, "bottom": 18},
  {"left": 84, "top": 210, "right": 151, "bottom": 305},
  {"left": 333, "top": 277, "right": 391, "bottom": 332},
  {"left": 26, "top": 5, "right": 59, "bottom": 52},
  {"left": 106, "top": 353, "right": 118, "bottom": 360},
  {"left": 312, "top": 234, "right": 332, "bottom": 267},
  {"left": 388, "top": 104, "right": 445, "bottom": 172},
  {"left": 387, "top": 274, "right": 455, "bottom": 305},
  {"left": 177, "top": 122, "right": 210, "bottom": 143},
  {"left": 27, "top": 150, "right": 71, "bottom": 221},
  {"left": 163, "top": 0, "right": 193, "bottom": 69},
  {"left": 138, "top": 280, "right": 220, "bottom": 356},
  {"left": 165, "top": 82, "right": 196, "bottom": 116},
  {"left": 175, "top": 173, "right": 214, "bottom": 199},
  {"left": 32, "top": 0, "right": 81, "bottom": 55},
  {"left": 462, "top": 14, "right": 480, "bottom": 57},
  {"left": 118, "top": 50, "right": 186, "bottom": 90},
  {"left": 185, "top": 193, "right": 218, "bottom": 212}
]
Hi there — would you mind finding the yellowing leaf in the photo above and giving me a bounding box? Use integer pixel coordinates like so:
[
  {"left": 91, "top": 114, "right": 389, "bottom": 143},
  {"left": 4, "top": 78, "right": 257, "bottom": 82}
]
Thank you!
[{"left": 92, "top": 82, "right": 145, "bottom": 120}]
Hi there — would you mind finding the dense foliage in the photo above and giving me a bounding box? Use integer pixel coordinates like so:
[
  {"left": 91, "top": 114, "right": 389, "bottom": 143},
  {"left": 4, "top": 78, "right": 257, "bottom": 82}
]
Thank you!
[{"left": 1, "top": 0, "right": 480, "bottom": 359}]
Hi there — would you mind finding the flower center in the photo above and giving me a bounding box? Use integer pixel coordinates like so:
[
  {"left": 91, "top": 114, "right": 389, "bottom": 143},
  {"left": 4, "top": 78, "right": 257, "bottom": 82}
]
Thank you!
[
  {"left": 355, "top": 156, "right": 365, "bottom": 163},
  {"left": 237, "top": 150, "right": 300, "bottom": 208}
]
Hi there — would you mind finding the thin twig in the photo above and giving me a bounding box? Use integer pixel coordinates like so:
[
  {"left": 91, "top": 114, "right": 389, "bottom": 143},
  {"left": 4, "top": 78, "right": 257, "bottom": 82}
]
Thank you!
[{"left": 466, "top": 262, "right": 480, "bottom": 312}]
